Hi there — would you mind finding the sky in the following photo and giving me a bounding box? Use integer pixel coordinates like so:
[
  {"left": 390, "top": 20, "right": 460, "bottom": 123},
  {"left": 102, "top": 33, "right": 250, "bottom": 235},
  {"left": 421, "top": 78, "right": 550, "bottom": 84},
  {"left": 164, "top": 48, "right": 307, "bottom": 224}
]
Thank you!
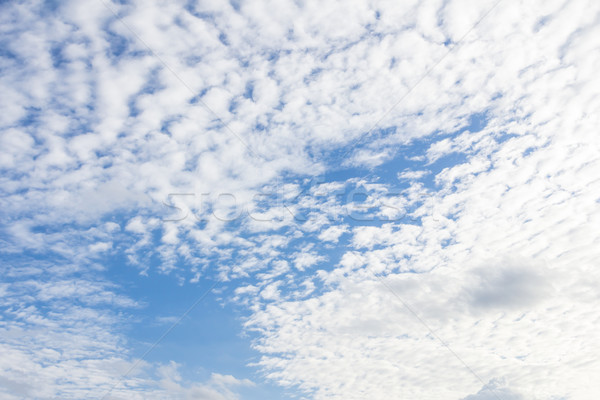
[{"left": 1, "top": 0, "right": 599, "bottom": 399}]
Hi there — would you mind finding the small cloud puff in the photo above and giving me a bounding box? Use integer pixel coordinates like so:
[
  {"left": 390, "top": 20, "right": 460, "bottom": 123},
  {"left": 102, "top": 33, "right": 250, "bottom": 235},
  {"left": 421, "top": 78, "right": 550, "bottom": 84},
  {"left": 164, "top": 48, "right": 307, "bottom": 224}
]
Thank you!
[{"left": 317, "top": 224, "right": 349, "bottom": 243}]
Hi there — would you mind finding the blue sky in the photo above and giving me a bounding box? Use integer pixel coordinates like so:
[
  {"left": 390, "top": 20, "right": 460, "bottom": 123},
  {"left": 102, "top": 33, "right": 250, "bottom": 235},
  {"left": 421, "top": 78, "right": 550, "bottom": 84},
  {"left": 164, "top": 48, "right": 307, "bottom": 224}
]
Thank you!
[{"left": 1, "top": 0, "right": 600, "bottom": 399}]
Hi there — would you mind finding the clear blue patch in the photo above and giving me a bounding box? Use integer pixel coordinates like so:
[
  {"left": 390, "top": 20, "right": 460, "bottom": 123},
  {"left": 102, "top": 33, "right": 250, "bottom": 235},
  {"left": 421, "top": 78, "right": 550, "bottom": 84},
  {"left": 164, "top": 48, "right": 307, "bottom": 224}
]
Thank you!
[
  {"left": 243, "top": 82, "right": 254, "bottom": 100},
  {"left": 218, "top": 32, "right": 229, "bottom": 46},
  {"left": 128, "top": 69, "right": 164, "bottom": 117},
  {"left": 98, "top": 234, "right": 292, "bottom": 399},
  {"left": 41, "top": 0, "right": 61, "bottom": 14},
  {"left": 189, "top": 87, "right": 210, "bottom": 104},
  {"left": 184, "top": 0, "right": 214, "bottom": 20},
  {"left": 467, "top": 111, "right": 488, "bottom": 132},
  {"left": 267, "top": 51, "right": 280, "bottom": 62},
  {"left": 229, "top": 0, "right": 241, "bottom": 12},
  {"left": 303, "top": 68, "right": 323, "bottom": 84},
  {"left": 106, "top": 31, "right": 129, "bottom": 59}
]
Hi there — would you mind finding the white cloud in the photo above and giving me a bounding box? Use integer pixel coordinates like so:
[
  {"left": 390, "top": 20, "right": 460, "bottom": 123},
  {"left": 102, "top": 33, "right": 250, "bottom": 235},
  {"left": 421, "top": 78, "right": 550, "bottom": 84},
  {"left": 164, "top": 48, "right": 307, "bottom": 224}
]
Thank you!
[
  {"left": 461, "top": 379, "right": 525, "bottom": 400},
  {"left": 242, "top": 1, "right": 600, "bottom": 397},
  {"left": 292, "top": 248, "right": 325, "bottom": 271},
  {"left": 397, "top": 169, "right": 430, "bottom": 180},
  {"left": 2, "top": 0, "right": 600, "bottom": 398},
  {"left": 317, "top": 225, "right": 349, "bottom": 243}
]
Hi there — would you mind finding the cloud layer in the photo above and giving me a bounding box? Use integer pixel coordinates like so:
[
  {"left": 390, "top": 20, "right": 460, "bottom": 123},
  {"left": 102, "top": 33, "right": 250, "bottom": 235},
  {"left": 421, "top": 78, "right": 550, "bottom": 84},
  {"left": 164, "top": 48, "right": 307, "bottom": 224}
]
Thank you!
[{"left": 1, "top": 0, "right": 599, "bottom": 399}]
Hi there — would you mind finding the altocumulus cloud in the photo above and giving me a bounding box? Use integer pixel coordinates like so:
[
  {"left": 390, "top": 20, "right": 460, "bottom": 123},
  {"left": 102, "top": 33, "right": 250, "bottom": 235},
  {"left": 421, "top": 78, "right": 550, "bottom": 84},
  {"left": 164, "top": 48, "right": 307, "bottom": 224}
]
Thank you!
[{"left": 1, "top": 0, "right": 600, "bottom": 399}]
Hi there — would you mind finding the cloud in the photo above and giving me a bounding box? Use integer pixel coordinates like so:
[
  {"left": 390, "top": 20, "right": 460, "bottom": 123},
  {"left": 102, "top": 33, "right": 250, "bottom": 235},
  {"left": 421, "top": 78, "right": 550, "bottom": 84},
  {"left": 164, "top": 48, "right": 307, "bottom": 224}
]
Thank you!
[
  {"left": 292, "top": 246, "right": 326, "bottom": 271},
  {"left": 241, "top": 1, "right": 600, "bottom": 397},
  {"left": 317, "top": 225, "right": 349, "bottom": 243},
  {"left": 155, "top": 363, "right": 254, "bottom": 400},
  {"left": 1, "top": 0, "right": 600, "bottom": 399},
  {"left": 464, "top": 259, "right": 553, "bottom": 312},
  {"left": 397, "top": 169, "right": 430, "bottom": 181},
  {"left": 461, "top": 379, "right": 524, "bottom": 400},
  {"left": 0, "top": 261, "right": 251, "bottom": 400}
]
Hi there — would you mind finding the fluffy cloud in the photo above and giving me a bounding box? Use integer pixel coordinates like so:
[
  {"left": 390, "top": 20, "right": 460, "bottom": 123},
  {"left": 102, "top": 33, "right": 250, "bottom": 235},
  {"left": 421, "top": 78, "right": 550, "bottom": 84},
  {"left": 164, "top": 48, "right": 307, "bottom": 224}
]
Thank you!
[
  {"left": 1, "top": 0, "right": 599, "bottom": 398},
  {"left": 242, "top": 1, "right": 600, "bottom": 398}
]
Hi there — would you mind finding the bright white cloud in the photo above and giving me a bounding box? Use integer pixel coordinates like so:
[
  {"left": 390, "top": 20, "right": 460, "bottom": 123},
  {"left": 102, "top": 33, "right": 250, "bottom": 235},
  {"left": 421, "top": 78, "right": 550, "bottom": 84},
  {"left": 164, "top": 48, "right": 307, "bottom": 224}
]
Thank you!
[
  {"left": 242, "top": 1, "right": 600, "bottom": 398},
  {"left": 317, "top": 225, "right": 349, "bottom": 243}
]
